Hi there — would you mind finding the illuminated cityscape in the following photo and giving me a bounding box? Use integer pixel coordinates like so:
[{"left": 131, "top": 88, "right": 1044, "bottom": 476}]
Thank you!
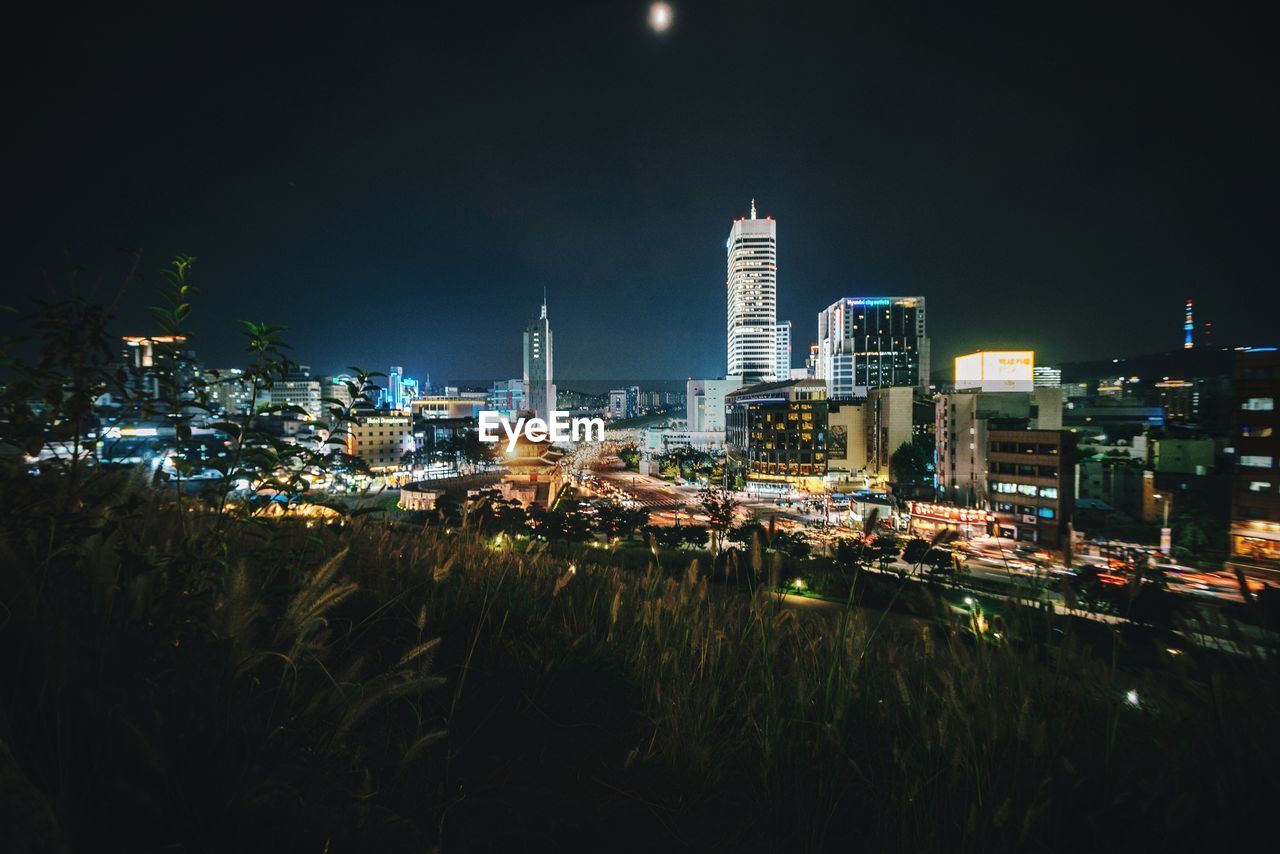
[{"left": 2, "top": 4, "right": 1277, "bottom": 853}]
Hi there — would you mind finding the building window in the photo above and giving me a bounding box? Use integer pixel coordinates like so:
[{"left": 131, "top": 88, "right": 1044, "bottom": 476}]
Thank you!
[
  {"left": 1039, "top": 486, "right": 1058, "bottom": 498},
  {"left": 1242, "top": 425, "right": 1275, "bottom": 438},
  {"left": 1241, "top": 455, "right": 1275, "bottom": 469},
  {"left": 1242, "top": 397, "right": 1275, "bottom": 411},
  {"left": 1037, "top": 507, "right": 1056, "bottom": 519},
  {"left": 1247, "top": 481, "right": 1273, "bottom": 492}
]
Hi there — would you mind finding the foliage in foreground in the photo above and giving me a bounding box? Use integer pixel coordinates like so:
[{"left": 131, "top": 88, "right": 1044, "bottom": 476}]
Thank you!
[{"left": 2, "top": 473, "right": 1278, "bottom": 853}]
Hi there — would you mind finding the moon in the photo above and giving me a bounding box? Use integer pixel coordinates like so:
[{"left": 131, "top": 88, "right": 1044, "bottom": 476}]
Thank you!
[{"left": 648, "top": 2, "right": 673, "bottom": 33}]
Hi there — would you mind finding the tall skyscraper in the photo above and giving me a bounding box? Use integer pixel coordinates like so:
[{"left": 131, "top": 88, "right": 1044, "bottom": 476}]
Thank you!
[
  {"left": 726, "top": 200, "right": 777, "bottom": 384},
  {"left": 1184, "top": 298, "right": 1195, "bottom": 349},
  {"left": 523, "top": 293, "right": 556, "bottom": 420},
  {"left": 815, "top": 297, "right": 929, "bottom": 398}
]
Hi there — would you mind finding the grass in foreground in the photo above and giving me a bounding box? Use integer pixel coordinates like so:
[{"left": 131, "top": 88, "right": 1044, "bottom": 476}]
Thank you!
[{"left": 2, "top": 472, "right": 1278, "bottom": 853}]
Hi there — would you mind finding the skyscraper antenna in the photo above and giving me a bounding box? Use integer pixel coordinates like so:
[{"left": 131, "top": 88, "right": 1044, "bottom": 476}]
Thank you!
[
  {"left": 750, "top": 198, "right": 757, "bottom": 219},
  {"left": 541, "top": 287, "right": 547, "bottom": 319}
]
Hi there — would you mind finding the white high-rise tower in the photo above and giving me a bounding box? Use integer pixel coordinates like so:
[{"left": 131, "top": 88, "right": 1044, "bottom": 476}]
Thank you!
[
  {"left": 523, "top": 291, "right": 556, "bottom": 421},
  {"left": 726, "top": 200, "right": 777, "bottom": 384}
]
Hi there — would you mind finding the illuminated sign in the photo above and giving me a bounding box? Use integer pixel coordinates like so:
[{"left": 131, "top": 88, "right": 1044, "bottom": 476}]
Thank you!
[
  {"left": 909, "top": 501, "right": 988, "bottom": 523},
  {"left": 955, "top": 350, "right": 1034, "bottom": 392},
  {"left": 102, "top": 426, "right": 159, "bottom": 438}
]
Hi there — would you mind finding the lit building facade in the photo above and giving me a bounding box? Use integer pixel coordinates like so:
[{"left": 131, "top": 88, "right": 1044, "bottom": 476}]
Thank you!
[
  {"left": 345, "top": 413, "right": 415, "bottom": 472},
  {"left": 1155, "top": 379, "right": 1199, "bottom": 423},
  {"left": 387, "top": 366, "right": 404, "bottom": 411},
  {"left": 486, "top": 379, "right": 525, "bottom": 419},
  {"left": 908, "top": 501, "right": 989, "bottom": 540},
  {"left": 987, "top": 428, "right": 1075, "bottom": 547},
  {"left": 412, "top": 397, "right": 484, "bottom": 420},
  {"left": 608, "top": 386, "right": 639, "bottom": 420},
  {"left": 1229, "top": 348, "right": 1280, "bottom": 579},
  {"left": 121, "top": 335, "right": 199, "bottom": 402},
  {"left": 935, "top": 389, "right": 1063, "bottom": 506},
  {"left": 725, "top": 379, "right": 828, "bottom": 491},
  {"left": 523, "top": 296, "right": 556, "bottom": 421},
  {"left": 203, "top": 368, "right": 255, "bottom": 416},
  {"left": 269, "top": 365, "right": 323, "bottom": 419},
  {"left": 726, "top": 201, "right": 777, "bottom": 384},
  {"left": 815, "top": 297, "right": 929, "bottom": 398}
]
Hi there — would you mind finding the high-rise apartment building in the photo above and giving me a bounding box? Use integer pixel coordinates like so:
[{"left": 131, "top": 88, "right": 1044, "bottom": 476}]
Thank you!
[
  {"left": 523, "top": 295, "right": 556, "bottom": 421},
  {"left": 726, "top": 201, "right": 777, "bottom": 384},
  {"left": 815, "top": 297, "right": 929, "bottom": 398}
]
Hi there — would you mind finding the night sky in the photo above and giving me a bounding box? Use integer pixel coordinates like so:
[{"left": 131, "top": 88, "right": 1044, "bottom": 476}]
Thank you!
[{"left": 3, "top": 1, "right": 1276, "bottom": 384}]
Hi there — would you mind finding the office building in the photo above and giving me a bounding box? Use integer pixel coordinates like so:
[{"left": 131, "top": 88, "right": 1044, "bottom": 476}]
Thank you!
[
  {"left": 203, "top": 368, "right": 256, "bottom": 416},
  {"left": 1155, "top": 379, "right": 1198, "bottom": 423},
  {"left": 824, "top": 387, "right": 918, "bottom": 488},
  {"left": 775, "top": 321, "right": 792, "bottom": 378},
  {"left": 120, "top": 335, "right": 199, "bottom": 402},
  {"left": 609, "top": 386, "right": 639, "bottom": 420},
  {"left": 321, "top": 375, "right": 357, "bottom": 412},
  {"left": 725, "top": 378, "right": 828, "bottom": 491},
  {"left": 686, "top": 377, "right": 742, "bottom": 432},
  {"left": 523, "top": 295, "right": 556, "bottom": 421},
  {"left": 487, "top": 379, "right": 525, "bottom": 419},
  {"left": 269, "top": 365, "right": 323, "bottom": 419},
  {"left": 726, "top": 201, "right": 777, "bottom": 383},
  {"left": 935, "top": 389, "right": 1063, "bottom": 505},
  {"left": 825, "top": 399, "right": 869, "bottom": 484},
  {"left": 387, "top": 366, "right": 404, "bottom": 411},
  {"left": 987, "top": 428, "right": 1075, "bottom": 547},
  {"left": 868, "top": 386, "right": 916, "bottom": 483},
  {"left": 815, "top": 297, "right": 929, "bottom": 397},
  {"left": 1229, "top": 348, "right": 1280, "bottom": 579}
]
